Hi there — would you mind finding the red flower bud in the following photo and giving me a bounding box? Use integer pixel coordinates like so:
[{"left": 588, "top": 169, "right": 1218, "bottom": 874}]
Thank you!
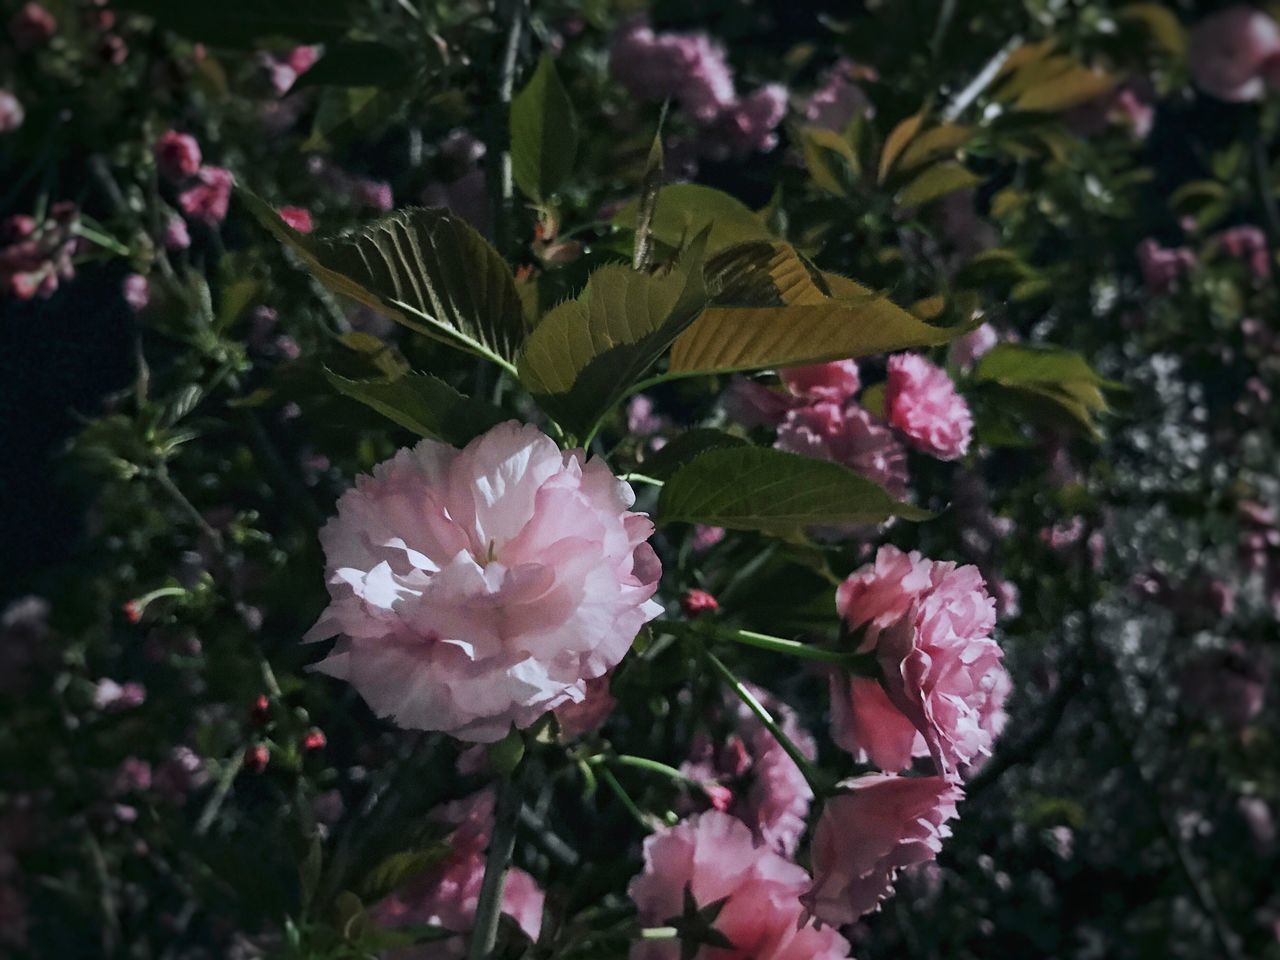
[
  {"left": 250, "top": 694, "right": 270, "bottom": 726},
  {"left": 302, "top": 729, "right": 326, "bottom": 752},
  {"left": 681, "top": 589, "right": 719, "bottom": 618},
  {"left": 243, "top": 744, "right": 270, "bottom": 773},
  {"left": 123, "top": 600, "right": 142, "bottom": 624}
]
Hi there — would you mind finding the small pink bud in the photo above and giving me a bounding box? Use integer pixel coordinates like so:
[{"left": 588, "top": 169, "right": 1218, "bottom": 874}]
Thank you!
[
  {"left": 681, "top": 589, "right": 719, "bottom": 618},
  {"left": 244, "top": 744, "right": 270, "bottom": 773}
]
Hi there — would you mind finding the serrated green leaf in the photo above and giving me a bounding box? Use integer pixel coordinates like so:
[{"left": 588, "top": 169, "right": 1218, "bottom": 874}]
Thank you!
[
  {"left": 639, "top": 429, "right": 749, "bottom": 481},
  {"left": 657, "top": 446, "right": 929, "bottom": 532},
  {"left": 324, "top": 370, "right": 508, "bottom": 445},
  {"left": 242, "top": 191, "right": 526, "bottom": 369},
  {"left": 517, "top": 236, "right": 708, "bottom": 437},
  {"left": 511, "top": 54, "right": 579, "bottom": 201},
  {"left": 668, "top": 242, "right": 969, "bottom": 375},
  {"left": 612, "top": 184, "right": 772, "bottom": 255},
  {"left": 294, "top": 41, "right": 415, "bottom": 89},
  {"left": 897, "top": 163, "right": 983, "bottom": 208}
]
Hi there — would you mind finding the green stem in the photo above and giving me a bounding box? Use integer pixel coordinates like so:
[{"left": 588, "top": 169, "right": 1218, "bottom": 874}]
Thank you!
[
  {"left": 702, "top": 649, "right": 828, "bottom": 797},
  {"left": 468, "top": 761, "right": 524, "bottom": 960},
  {"left": 619, "top": 472, "right": 664, "bottom": 488},
  {"left": 606, "top": 753, "right": 698, "bottom": 786},
  {"left": 652, "top": 619, "right": 867, "bottom": 668},
  {"left": 597, "top": 765, "right": 650, "bottom": 830}
]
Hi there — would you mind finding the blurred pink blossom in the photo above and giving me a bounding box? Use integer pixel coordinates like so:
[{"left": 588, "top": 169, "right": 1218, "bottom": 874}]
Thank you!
[
  {"left": 553, "top": 673, "right": 616, "bottom": 740},
  {"left": 779, "top": 360, "right": 861, "bottom": 403},
  {"left": 1137, "top": 238, "right": 1196, "bottom": 295},
  {"left": 9, "top": 3, "right": 56, "bottom": 50},
  {"left": 179, "top": 167, "right": 234, "bottom": 225},
  {"left": 885, "top": 353, "right": 973, "bottom": 461},
  {"left": 122, "top": 273, "right": 150, "bottom": 312},
  {"left": 0, "top": 91, "right": 23, "bottom": 133},
  {"left": 776, "top": 402, "right": 909, "bottom": 498},
  {"left": 1188, "top": 6, "right": 1280, "bottom": 102},
  {"left": 154, "top": 131, "right": 202, "bottom": 181}
]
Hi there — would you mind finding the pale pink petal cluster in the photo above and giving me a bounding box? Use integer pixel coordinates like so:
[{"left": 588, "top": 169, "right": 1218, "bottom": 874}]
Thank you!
[
  {"left": 832, "top": 545, "right": 1006, "bottom": 778},
  {"left": 629, "top": 811, "right": 850, "bottom": 960},
  {"left": 553, "top": 673, "right": 617, "bottom": 740},
  {"left": 307, "top": 422, "right": 662, "bottom": 742},
  {"left": 779, "top": 360, "right": 861, "bottom": 403},
  {"left": 803, "top": 774, "right": 962, "bottom": 926},
  {"left": 1188, "top": 6, "right": 1280, "bottom": 102},
  {"left": 776, "top": 402, "right": 908, "bottom": 499},
  {"left": 885, "top": 352, "right": 973, "bottom": 461},
  {"left": 681, "top": 686, "right": 816, "bottom": 855},
  {"left": 948, "top": 323, "right": 998, "bottom": 371},
  {"left": 178, "top": 166, "right": 234, "bottom": 225},
  {"left": 370, "top": 790, "right": 543, "bottom": 958}
]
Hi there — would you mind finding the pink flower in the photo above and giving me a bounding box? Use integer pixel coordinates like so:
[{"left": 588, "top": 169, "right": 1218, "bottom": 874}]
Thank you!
[
  {"left": 802, "top": 774, "right": 963, "bottom": 926},
  {"left": 1188, "top": 6, "right": 1280, "bottom": 102},
  {"left": 803, "top": 60, "right": 871, "bottom": 132},
  {"left": 553, "top": 673, "right": 616, "bottom": 740},
  {"left": 701, "top": 84, "right": 789, "bottom": 159},
  {"left": 948, "top": 323, "right": 998, "bottom": 371},
  {"left": 885, "top": 353, "right": 972, "bottom": 461},
  {"left": 178, "top": 166, "right": 233, "bottom": 225},
  {"left": 681, "top": 686, "right": 817, "bottom": 856},
  {"left": 371, "top": 790, "right": 543, "bottom": 958},
  {"left": 1214, "top": 224, "right": 1271, "bottom": 280},
  {"left": 626, "top": 394, "right": 665, "bottom": 436},
  {"left": 286, "top": 45, "right": 320, "bottom": 76},
  {"left": 306, "top": 422, "right": 663, "bottom": 742},
  {"left": 162, "top": 215, "right": 191, "bottom": 251},
  {"left": 1179, "top": 643, "right": 1267, "bottom": 730},
  {"left": 779, "top": 360, "right": 860, "bottom": 403},
  {"left": 277, "top": 206, "right": 313, "bottom": 233},
  {"left": 93, "top": 678, "right": 147, "bottom": 711},
  {"left": 691, "top": 525, "right": 725, "bottom": 553},
  {"left": 722, "top": 378, "right": 797, "bottom": 428},
  {"left": 154, "top": 131, "right": 202, "bottom": 181},
  {"left": 609, "top": 21, "right": 736, "bottom": 123},
  {"left": 0, "top": 91, "right": 23, "bottom": 133},
  {"left": 776, "top": 401, "right": 909, "bottom": 498},
  {"left": 1137, "top": 238, "right": 1196, "bottom": 295},
  {"left": 832, "top": 546, "right": 1006, "bottom": 778},
  {"left": 629, "top": 812, "right": 850, "bottom": 960},
  {"left": 9, "top": 3, "right": 56, "bottom": 50},
  {"left": 352, "top": 176, "right": 393, "bottom": 211},
  {"left": 122, "top": 273, "right": 149, "bottom": 312}
]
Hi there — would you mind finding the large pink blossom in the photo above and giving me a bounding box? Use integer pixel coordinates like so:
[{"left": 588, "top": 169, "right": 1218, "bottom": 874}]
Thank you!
[
  {"left": 779, "top": 360, "right": 861, "bottom": 403},
  {"left": 681, "top": 686, "right": 816, "bottom": 855},
  {"left": 885, "top": 352, "right": 972, "bottom": 461},
  {"left": 178, "top": 166, "right": 233, "bottom": 225},
  {"left": 609, "top": 21, "right": 736, "bottom": 123},
  {"left": 370, "top": 790, "right": 543, "bottom": 958},
  {"left": 1188, "top": 6, "right": 1280, "bottom": 102},
  {"left": 776, "top": 401, "right": 908, "bottom": 498},
  {"left": 832, "top": 546, "right": 1006, "bottom": 778},
  {"left": 700, "top": 84, "right": 789, "bottom": 159},
  {"left": 306, "top": 422, "right": 662, "bottom": 742},
  {"left": 629, "top": 812, "right": 849, "bottom": 960},
  {"left": 802, "top": 774, "right": 962, "bottom": 926}
]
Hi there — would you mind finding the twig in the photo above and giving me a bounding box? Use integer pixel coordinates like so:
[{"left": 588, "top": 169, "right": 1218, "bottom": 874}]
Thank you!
[
  {"left": 468, "top": 760, "right": 525, "bottom": 960},
  {"left": 942, "top": 35, "right": 1021, "bottom": 123},
  {"left": 485, "top": 0, "right": 527, "bottom": 259}
]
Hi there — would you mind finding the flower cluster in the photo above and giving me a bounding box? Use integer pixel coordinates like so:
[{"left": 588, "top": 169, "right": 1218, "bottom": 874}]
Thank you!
[{"left": 0, "top": 204, "right": 80, "bottom": 300}]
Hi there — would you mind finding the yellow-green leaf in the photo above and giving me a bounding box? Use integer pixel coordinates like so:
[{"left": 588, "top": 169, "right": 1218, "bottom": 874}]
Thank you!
[
  {"left": 511, "top": 54, "right": 579, "bottom": 201},
  {"left": 879, "top": 112, "right": 925, "bottom": 183},
  {"left": 612, "top": 184, "right": 772, "bottom": 254},
  {"left": 897, "top": 163, "right": 983, "bottom": 208}
]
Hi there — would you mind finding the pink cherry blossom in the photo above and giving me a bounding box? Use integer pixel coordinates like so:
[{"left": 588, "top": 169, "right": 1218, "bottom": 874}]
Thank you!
[
  {"left": 9, "top": 3, "right": 56, "bottom": 51},
  {"left": 681, "top": 686, "right": 816, "bottom": 855},
  {"left": 629, "top": 811, "right": 850, "bottom": 960},
  {"left": 776, "top": 401, "right": 909, "bottom": 498},
  {"left": 831, "top": 546, "right": 1006, "bottom": 778},
  {"left": 122, "top": 273, "right": 149, "bottom": 312},
  {"left": 885, "top": 353, "right": 972, "bottom": 461},
  {"left": 154, "top": 131, "right": 202, "bottom": 181},
  {"left": 0, "top": 91, "right": 23, "bottom": 133},
  {"left": 277, "top": 206, "right": 313, "bottom": 233},
  {"left": 553, "top": 673, "right": 616, "bottom": 740},
  {"left": 948, "top": 323, "right": 998, "bottom": 371},
  {"left": 721, "top": 378, "right": 797, "bottom": 428},
  {"left": 802, "top": 774, "right": 963, "bottom": 926},
  {"left": 779, "top": 360, "right": 861, "bottom": 403},
  {"left": 1188, "top": 6, "right": 1280, "bottom": 102},
  {"left": 1137, "top": 237, "right": 1196, "bottom": 295},
  {"left": 803, "top": 60, "right": 871, "bottom": 132},
  {"left": 178, "top": 167, "right": 233, "bottom": 225},
  {"left": 306, "top": 422, "right": 663, "bottom": 742},
  {"left": 162, "top": 214, "right": 191, "bottom": 251},
  {"left": 371, "top": 790, "right": 543, "bottom": 958},
  {"left": 609, "top": 20, "right": 736, "bottom": 123},
  {"left": 700, "top": 84, "right": 789, "bottom": 159}
]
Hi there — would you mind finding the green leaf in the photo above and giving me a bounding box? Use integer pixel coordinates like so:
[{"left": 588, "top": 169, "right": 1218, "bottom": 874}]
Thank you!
[
  {"left": 897, "top": 163, "right": 983, "bottom": 208},
  {"left": 510, "top": 54, "right": 579, "bottom": 202},
  {"left": 612, "top": 184, "right": 772, "bottom": 255},
  {"left": 359, "top": 847, "right": 451, "bottom": 903},
  {"left": 798, "top": 126, "right": 857, "bottom": 197},
  {"left": 113, "top": 0, "right": 353, "bottom": 45},
  {"left": 294, "top": 42, "right": 414, "bottom": 89},
  {"left": 324, "top": 370, "right": 508, "bottom": 446},
  {"left": 304, "top": 86, "right": 399, "bottom": 150},
  {"left": 1119, "top": 3, "right": 1187, "bottom": 56},
  {"left": 894, "top": 124, "right": 973, "bottom": 179},
  {"left": 669, "top": 242, "right": 970, "bottom": 375},
  {"left": 517, "top": 236, "right": 708, "bottom": 437},
  {"left": 878, "top": 112, "right": 925, "bottom": 182},
  {"left": 973, "top": 344, "right": 1116, "bottom": 433},
  {"left": 1014, "top": 67, "right": 1117, "bottom": 112},
  {"left": 639, "top": 429, "right": 749, "bottom": 482},
  {"left": 657, "top": 446, "right": 929, "bottom": 532},
  {"left": 242, "top": 191, "right": 526, "bottom": 369}
]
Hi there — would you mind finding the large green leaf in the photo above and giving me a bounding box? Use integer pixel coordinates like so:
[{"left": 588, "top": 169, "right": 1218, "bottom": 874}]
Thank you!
[
  {"left": 324, "top": 370, "right": 508, "bottom": 446},
  {"left": 517, "top": 238, "right": 708, "bottom": 437},
  {"left": 612, "top": 184, "right": 772, "bottom": 254},
  {"left": 510, "top": 54, "right": 579, "bottom": 202},
  {"left": 639, "top": 429, "right": 749, "bottom": 482},
  {"left": 668, "top": 242, "right": 969, "bottom": 375},
  {"left": 114, "top": 0, "right": 353, "bottom": 45},
  {"left": 973, "top": 344, "right": 1116, "bottom": 433},
  {"left": 657, "top": 446, "right": 929, "bottom": 532},
  {"left": 243, "top": 192, "right": 526, "bottom": 369}
]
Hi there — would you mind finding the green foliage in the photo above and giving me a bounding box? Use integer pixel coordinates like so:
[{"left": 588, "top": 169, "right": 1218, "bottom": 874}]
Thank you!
[
  {"left": 113, "top": 0, "right": 354, "bottom": 45},
  {"left": 517, "top": 237, "right": 708, "bottom": 437},
  {"left": 612, "top": 184, "right": 773, "bottom": 254},
  {"left": 973, "top": 344, "right": 1117, "bottom": 434},
  {"left": 324, "top": 370, "right": 508, "bottom": 445},
  {"left": 243, "top": 193, "right": 527, "bottom": 369},
  {"left": 511, "top": 54, "right": 580, "bottom": 202},
  {"left": 657, "top": 446, "right": 930, "bottom": 533},
  {"left": 638, "top": 429, "right": 750, "bottom": 481}
]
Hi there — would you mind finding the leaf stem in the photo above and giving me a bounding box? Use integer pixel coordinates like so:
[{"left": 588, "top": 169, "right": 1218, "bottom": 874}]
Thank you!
[
  {"left": 619, "top": 472, "right": 664, "bottom": 488},
  {"left": 597, "top": 764, "right": 651, "bottom": 830},
  {"left": 468, "top": 758, "right": 525, "bottom": 960},
  {"left": 701, "top": 649, "right": 828, "bottom": 797},
  {"left": 604, "top": 753, "right": 698, "bottom": 786},
  {"left": 652, "top": 618, "right": 868, "bottom": 668}
]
